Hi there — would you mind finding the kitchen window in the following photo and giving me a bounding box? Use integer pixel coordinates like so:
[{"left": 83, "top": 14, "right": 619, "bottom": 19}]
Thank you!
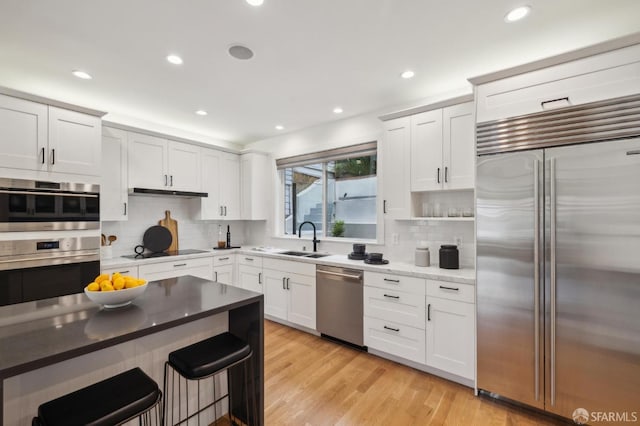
[{"left": 277, "top": 142, "right": 378, "bottom": 240}]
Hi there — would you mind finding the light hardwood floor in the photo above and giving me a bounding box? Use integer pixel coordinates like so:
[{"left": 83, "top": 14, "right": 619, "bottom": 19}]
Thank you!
[{"left": 263, "top": 320, "right": 565, "bottom": 426}]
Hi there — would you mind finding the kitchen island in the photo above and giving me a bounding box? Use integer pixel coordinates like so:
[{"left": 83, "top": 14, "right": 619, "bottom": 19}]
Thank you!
[{"left": 0, "top": 276, "right": 264, "bottom": 425}]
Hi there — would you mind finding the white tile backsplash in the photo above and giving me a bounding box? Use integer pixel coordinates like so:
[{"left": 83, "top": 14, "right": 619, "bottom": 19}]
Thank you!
[{"left": 101, "top": 195, "right": 245, "bottom": 257}]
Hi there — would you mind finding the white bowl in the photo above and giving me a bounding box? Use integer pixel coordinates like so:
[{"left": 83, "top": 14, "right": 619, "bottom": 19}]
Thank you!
[{"left": 84, "top": 282, "right": 148, "bottom": 308}]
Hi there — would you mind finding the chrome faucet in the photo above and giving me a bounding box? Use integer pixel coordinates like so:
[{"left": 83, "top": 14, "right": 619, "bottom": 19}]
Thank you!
[{"left": 298, "top": 221, "right": 320, "bottom": 252}]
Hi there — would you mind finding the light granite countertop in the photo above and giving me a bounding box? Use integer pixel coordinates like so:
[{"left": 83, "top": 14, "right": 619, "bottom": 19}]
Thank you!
[{"left": 101, "top": 247, "right": 476, "bottom": 285}]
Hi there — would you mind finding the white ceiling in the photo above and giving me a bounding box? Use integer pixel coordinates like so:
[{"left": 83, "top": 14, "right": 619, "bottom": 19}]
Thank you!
[{"left": 1, "top": 1, "right": 639, "bottom": 146}]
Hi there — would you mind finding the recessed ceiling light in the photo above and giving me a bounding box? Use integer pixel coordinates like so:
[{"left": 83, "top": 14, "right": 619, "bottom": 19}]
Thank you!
[
  {"left": 166, "top": 54, "right": 183, "bottom": 65},
  {"left": 246, "top": 0, "right": 264, "bottom": 5},
  {"left": 333, "top": 107, "right": 343, "bottom": 114},
  {"left": 71, "top": 70, "right": 92, "bottom": 80},
  {"left": 275, "top": 125, "right": 284, "bottom": 130},
  {"left": 228, "top": 45, "right": 254, "bottom": 60},
  {"left": 195, "top": 110, "right": 208, "bottom": 116},
  {"left": 401, "top": 70, "right": 415, "bottom": 79},
  {"left": 504, "top": 5, "right": 531, "bottom": 22}
]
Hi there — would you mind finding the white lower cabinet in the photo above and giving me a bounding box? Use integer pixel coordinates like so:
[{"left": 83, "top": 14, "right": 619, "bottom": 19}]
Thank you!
[
  {"left": 213, "top": 254, "right": 235, "bottom": 286},
  {"left": 100, "top": 265, "right": 139, "bottom": 277},
  {"left": 138, "top": 257, "right": 214, "bottom": 282},
  {"left": 364, "top": 316, "right": 426, "bottom": 364},
  {"left": 238, "top": 265, "right": 263, "bottom": 293},
  {"left": 262, "top": 258, "right": 316, "bottom": 330}
]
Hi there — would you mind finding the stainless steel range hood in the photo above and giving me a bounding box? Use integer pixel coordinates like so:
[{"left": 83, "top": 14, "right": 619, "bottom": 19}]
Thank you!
[{"left": 129, "top": 187, "right": 208, "bottom": 198}]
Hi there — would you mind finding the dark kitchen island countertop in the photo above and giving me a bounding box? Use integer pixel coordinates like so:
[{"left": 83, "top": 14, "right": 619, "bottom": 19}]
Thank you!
[{"left": 0, "top": 276, "right": 264, "bottom": 426}]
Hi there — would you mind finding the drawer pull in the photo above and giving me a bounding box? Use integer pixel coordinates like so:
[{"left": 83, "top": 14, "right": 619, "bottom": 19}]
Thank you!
[
  {"left": 219, "top": 257, "right": 230, "bottom": 261},
  {"left": 383, "top": 294, "right": 400, "bottom": 299},
  {"left": 383, "top": 278, "right": 400, "bottom": 283},
  {"left": 627, "top": 150, "right": 640, "bottom": 156},
  {"left": 119, "top": 270, "right": 130, "bottom": 274},
  {"left": 383, "top": 325, "right": 400, "bottom": 332},
  {"left": 439, "top": 285, "right": 459, "bottom": 291},
  {"left": 245, "top": 257, "right": 254, "bottom": 261},
  {"left": 173, "top": 263, "right": 187, "bottom": 267},
  {"left": 428, "top": 304, "right": 431, "bottom": 321},
  {"left": 258, "top": 272, "right": 262, "bottom": 284},
  {"left": 541, "top": 97, "right": 570, "bottom": 109}
]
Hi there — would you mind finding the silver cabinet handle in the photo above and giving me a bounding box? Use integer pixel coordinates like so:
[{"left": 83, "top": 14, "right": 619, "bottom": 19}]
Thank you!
[
  {"left": 550, "top": 158, "right": 557, "bottom": 406},
  {"left": 170, "top": 175, "right": 173, "bottom": 186},
  {"left": 383, "top": 278, "right": 399, "bottom": 283},
  {"left": 258, "top": 272, "right": 262, "bottom": 284},
  {"left": 245, "top": 257, "right": 254, "bottom": 261},
  {"left": 427, "top": 304, "right": 431, "bottom": 321},
  {"left": 437, "top": 167, "right": 440, "bottom": 183},
  {"left": 444, "top": 166, "right": 448, "bottom": 182},
  {"left": 173, "top": 263, "right": 187, "bottom": 267},
  {"left": 123, "top": 202, "right": 127, "bottom": 215},
  {"left": 119, "top": 270, "right": 130, "bottom": 274},
  {"left": 626, "top": 150, "right": 640, "bottom": 156},
  {"left": 318, "top": 270, "right": 362, "bottom": 281},
  {"left": 383, "top": 325, "right": 399, "bottom": 332},
  {"left": 286, "top": 277, "right": 290, "bottom": 290},
  {"left": 224, "top": 206, "right": 227, "bottom": 216},
  {"left": 383, "top": 294, "right": 399, "bottom": 299},
  {"left": 438, "top": 285, "right": 459, "bottom": 291},
  {"left": 41, "top": 147, "right": 45, "bottom": 164},
  {"left": 164, "top": 175, "right": 168, "bottom": 186},
  {"left": 51, "top": 149, "right": 55, "bottom": 165},
  {"left": 219, "top": 257, "right": 229, "bottom": 261},
  {"left": 383, "top": 200, "right": 387, "bottom": 214},
  {"left": 541, "top": 97, "right": 570, "bottom": 109},
  {"left": 282, "top": 277, "right": 286, "bottom": 289},
  {"left": 215, "top": 271, "right": 218, "bottom": 281},
  {"left": 533, "top": 158, "right": 541, "bottom": 401}
]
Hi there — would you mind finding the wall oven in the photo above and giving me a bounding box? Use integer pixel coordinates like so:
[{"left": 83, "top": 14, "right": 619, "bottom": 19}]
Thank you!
[
  {"left": 0, "top": 178, "right": 100, "bottom": 231},
  {"left": 0, "top": 179, "right": 100, "bottom": 306}
]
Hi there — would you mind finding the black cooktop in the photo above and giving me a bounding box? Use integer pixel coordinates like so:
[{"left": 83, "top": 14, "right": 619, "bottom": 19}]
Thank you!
[{"left": 122, "top": 249, "right": 210, "bottom": 260}]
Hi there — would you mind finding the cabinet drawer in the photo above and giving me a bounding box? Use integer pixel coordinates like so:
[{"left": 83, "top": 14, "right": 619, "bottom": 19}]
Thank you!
[
  {"left": 364, "top": 286, "right": 425, "bottom": 329},
  {"left": 476, "top": 45, "right": 640, "bottom": 123},
  {"left": 238, "top": 254, "right": 262, "bottom": 268},
  {"left": 364, "top": 316, "right": 425, "bottom": 365},
  {"left": 426, "top": 280, "right": 474, "bottom": 304},
  {"left": 213, "top": 254, "right": 235, "bottom": 267},
  {"left": 101, "top": 265, "right": 139, "bottom": 277},
  {"left": 364, "top": 271, "right": 425, "bottom": 295},
  {"left": 263, "top": 258, "right": 315, "bottom": 276},
  {"left": 139, "top": 257, "right": 213, "bottom": 275}
]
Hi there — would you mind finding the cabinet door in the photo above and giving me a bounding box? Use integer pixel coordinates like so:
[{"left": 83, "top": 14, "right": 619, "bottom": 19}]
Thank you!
[
  {"left": 410, "top": 109, "right": 443, "bottom": 191},
  {"left": 426, "top": 296, "right": 475, "bottom": 379},
  {"left": 101, "top": 128, "right": 128, "bottom": 221},
  {"left": 214, "top": 264, "right": 234, "bottom": 285},
  {"left": 381, "top": 117, "right": 410, "bottom": 219},
  {"left": 128, "top": 132, "right": 168, "bottom": 190},
  {"left": 238, "top": 265, "right": 263, "bottom": 293},
  {"left": 443, "top": 102, "right": 474, "bottom": 190},
  {"left": 168, "top": 141, "right": 201, "bottom": 192},
  {"left": 0, "top": 94, "right": 47, "bottom": 171},
  {"left": 220, "top": 153, "right": 241, "bottom": 219},
  {"left": 287, "top": 272, "right": 316, "bottom": 329},
  {"left": 262, "top": 269, "right": 287, "bottom": 320},
  {"left": 199, "top": 148, "right": 222, "bottom": 219},
  {"left": 48, "top": 107, "right": 101, "bottom": 176},
  {"left": 241, "top": 152, "right": 269, "bottom": 220}
]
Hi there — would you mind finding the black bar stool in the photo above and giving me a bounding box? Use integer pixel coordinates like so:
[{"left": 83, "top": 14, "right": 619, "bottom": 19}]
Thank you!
[
  {"left": 163, "top": 331, "right": 257, "bottom": 426},
  {"left": 32, "top": 367, "right": 161, "bottom": 426}
]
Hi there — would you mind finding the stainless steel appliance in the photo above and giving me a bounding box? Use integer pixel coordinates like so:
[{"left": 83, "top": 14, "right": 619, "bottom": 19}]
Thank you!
[
  {"left": 0, "top": 178, "right": 100, "bottom": 231},
  {"left": 316, "top": 265, "right": 364, "bottom": 347},
  {"left": 0, "top": 236, "right": 100, "bottom": 305},
  {"left": 476, "top": 94, "right": 640, "bottom": 421}
]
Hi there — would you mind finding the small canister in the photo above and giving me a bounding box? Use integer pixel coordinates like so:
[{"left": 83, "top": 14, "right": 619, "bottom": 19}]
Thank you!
[
  {"left": 415, "top": 241, "right": 430, "bottom": 267},
  {"left": 439, "top": 245, "right": 459, "bottom": 269}
]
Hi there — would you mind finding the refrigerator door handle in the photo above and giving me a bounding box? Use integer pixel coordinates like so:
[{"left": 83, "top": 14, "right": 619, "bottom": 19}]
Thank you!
[
  {"left": 533, "top": 159, "right": 540, "bottom": 402},
  {"left": 550, "top": 158, "right": 557, "bottom": 406}
]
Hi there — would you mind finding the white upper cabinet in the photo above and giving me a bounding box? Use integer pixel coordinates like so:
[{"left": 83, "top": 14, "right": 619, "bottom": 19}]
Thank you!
[
  {"left": 0, "top": 94, "right": 101, "bottom": 180},
  {"left": 475, "top": 43, "right": 640, "bottom": 123},
  {"left": 240, "top": 152, "right": 270, "bottom": 220},
  {"left": 101, "top": 127, "right": 128, "bottom": 221},
  {"left": 381, "top": 116, "right": 411, "bottom": 219},
  {"left": 127, "top": 132, "right": 201, "bottom": 192},
  {"left": 128, "top": 132, "right": 168, "bottom": 190},
  {"left": 410, "top": 101, "right": 475, "bottom": 192},
  {"left": 48, "top": 107, "right": 101, "bottom": 176},
  {"left": 0, "top": 94, "right": 47, "bottom": 171},
  {"left": 168, "top": 141, "right": 201, "bottom": 191},
  {"left": 200, "top": 148, "right": 240, "bottom": 220}
]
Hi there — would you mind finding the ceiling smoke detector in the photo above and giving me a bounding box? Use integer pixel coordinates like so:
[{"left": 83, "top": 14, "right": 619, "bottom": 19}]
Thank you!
[{"left": 228, "top": 45, "right": 254, "bottom": 60}]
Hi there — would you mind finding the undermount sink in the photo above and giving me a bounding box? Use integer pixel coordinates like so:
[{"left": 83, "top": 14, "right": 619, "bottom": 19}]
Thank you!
[{"left": 280, "top": 251, "right": 330, "bottom": 258}]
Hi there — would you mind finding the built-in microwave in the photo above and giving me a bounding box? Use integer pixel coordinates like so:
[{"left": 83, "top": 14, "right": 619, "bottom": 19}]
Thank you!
[{"left": 0, "top": 178, "right": 99, "bottom": 231}]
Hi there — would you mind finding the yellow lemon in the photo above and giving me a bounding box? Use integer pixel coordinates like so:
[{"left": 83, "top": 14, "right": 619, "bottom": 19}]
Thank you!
[
  {"left": 125, "top": 280, "right": 138, "bottom": 289},
  {"left": 94, "top": 274, "right": 109, "bottom": 283},
  {"left": 86, "top": 282, "right": 99, "bottom": 291},
  {"left": 102, "top": 284, "right": 115, "bottom": 292},
  {"left": 113, "top": 277, "right": 125, "bottom": 290},
  {"left": 136, "top": 279, "right": 147, "bottom": 286}
]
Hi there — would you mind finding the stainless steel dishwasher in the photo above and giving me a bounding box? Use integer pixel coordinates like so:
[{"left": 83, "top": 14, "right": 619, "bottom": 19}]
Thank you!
[{"left": 316, "top": 264, "right": 365, "bottom": 348}]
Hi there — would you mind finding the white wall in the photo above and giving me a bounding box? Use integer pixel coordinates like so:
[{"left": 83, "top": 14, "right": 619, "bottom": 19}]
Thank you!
[{"left": 243, "top": 89, "right": 476, "bottom": 267}]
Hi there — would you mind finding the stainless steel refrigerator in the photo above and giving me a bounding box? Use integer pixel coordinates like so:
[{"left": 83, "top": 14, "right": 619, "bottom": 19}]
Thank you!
[{"left": 476, "top": 94, "right": 640, "bottom": 422}]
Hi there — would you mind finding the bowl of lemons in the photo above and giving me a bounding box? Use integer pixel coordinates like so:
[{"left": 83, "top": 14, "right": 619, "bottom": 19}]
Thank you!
[{"left": 84, "top": 273, "right": 148, "bottom": 308}]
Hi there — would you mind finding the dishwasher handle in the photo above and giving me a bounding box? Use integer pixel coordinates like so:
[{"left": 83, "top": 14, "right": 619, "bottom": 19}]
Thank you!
[{"left": 317, "top": 269, "right": 363, "bottom": 282}]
